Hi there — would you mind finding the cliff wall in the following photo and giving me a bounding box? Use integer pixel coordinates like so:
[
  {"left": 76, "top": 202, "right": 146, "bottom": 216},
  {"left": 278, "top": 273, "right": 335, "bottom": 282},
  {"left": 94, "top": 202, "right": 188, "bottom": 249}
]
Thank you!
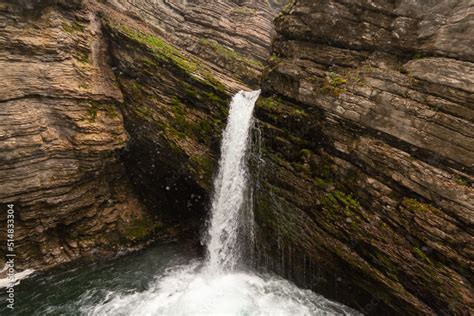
[{"left": 254, "top": 0, "right": 473, "bottom": 314}]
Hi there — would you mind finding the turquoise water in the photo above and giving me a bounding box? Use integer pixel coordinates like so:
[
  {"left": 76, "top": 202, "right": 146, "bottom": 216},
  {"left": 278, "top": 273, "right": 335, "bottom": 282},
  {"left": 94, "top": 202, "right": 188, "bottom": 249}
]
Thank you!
[
  {"left": 0, "top": 241, "right": 359, "bottom": 315},
  {"left": 0, "top": 242, "right": 200, "bottom": 315}
]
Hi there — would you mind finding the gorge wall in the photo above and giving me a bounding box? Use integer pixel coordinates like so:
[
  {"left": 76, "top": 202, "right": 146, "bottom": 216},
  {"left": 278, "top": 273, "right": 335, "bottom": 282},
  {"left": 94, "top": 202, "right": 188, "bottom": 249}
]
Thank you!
[
  {"left": 0, "top": 0, "right": 160, "bottom": 270},
  {"left": 0, "top": 0, "right": 472, "bottom": 315},
  {"left": 253, "top": 0, "right": 473, "bottom": 314},
  {"left": 0, "top": 0, "right": 281, "bottom": 270}
]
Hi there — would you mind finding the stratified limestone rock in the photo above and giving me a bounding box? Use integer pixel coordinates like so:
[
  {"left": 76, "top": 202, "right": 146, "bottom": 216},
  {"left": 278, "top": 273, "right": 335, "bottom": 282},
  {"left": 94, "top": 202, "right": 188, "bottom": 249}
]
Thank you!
[
  {"left": 100, "top": 0, "right": 281, "bottom": 86},
  {"left": 0, "top": 0, "right": 158, "bottom": 270},
  {"left": 85, "top": 0, "right": 284, "bottom": 232},
  {"left": 0, "top": 0, "right": 282, "bottom": 271},
  {"left": 255, "top": 0, "right": 473, "bottom": 314}
]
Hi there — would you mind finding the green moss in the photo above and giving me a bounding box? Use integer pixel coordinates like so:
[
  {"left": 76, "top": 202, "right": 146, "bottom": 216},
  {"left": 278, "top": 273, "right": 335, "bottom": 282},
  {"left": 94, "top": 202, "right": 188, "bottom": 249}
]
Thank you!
[
  {"left": 121, "top": 217, "right": 154, "bottom": 242},
  {"left": 199, "top": 38, "right": 263, "bottom": 68},
  {"left": 166, "top": 93, "right": 225, "bottom": 144},
  {"left": 403, "top": 198, "right": 439, "bottom": 213},
  {"left": 454, "top": 176, "right": 470, "bottom": 186},
  {"left": 62, "top": 21, "right": 85, "bottom": 33},
  {"left": 288, "top": 135, "right": 310, "bottom": 147},
  {"left": 134, "top": 105, "right": 154, "bottom": 121},
  {"left": 257, "top": 97, "right": 279, "bottom": 111},
  {"left": 292, "top": 108, "right": 308, "bottom": 117},
  {"left": 268, "top": 54, "right": 281, "bottom": 64},
  {"left": 168, "top": 97, "right": 199, "bottom": 139},
  {"left": 202, "top": 72, "right": 227, "bottom": 93},
  {"left": 115, "top": 24, "right": 228, "bottom": 93},
  {"left": 254, "top": 189, "right": 275, "bottom": 223},
  {"left": 427, "top": 103, "right": 442, "bottom": 112},
  {"left": 372, "top": 251, "right": 399, "bottom": 281},
  {"left": 313, "top": 177, "right": 330, "bottom": 189},
  {"left": 192, "top": 118, "right": 222, "bottom": 144},
  {"left": 110, "top": 20, "right": 232, "bottom": 109},
  {"left": 321, "top": 190, "right": 362, "bottom": 223},
  {"left": 321, "top": 72, "right": 347, "bottom": 96},
  {"left": 268, "top": 152, "right": 288, "bottom": 168},
  {"left": 182, "top": 83, "right": 227, "bottom": 118},
  {"left": 171, "top": 96, "right": 186, "bottom": 116},
  {"left": 334, "top": 190, "right": 360, "bottom": 210},
  {"left": 168, "top": 124, "right": 188, "bottom": 139},
  {"left": 190, "top": 154, "right": 216, "bottom": 184},
  {"left": 279, "top": 0, "right": 296, "bottom": 16},
  {"left": 292, "top": 162, "right": 310, "bottom": 173},
  {"left": 412, "top": 53, "right": 426, "bottom": 60},
  {"left": 142, "top": 58, "right": 156, "bottom": 67},
  {"left": 128, "top": 81, "right": 145, "bottom": 99},
  {"left": 299, "top": 149, "right": 312, "bottom": 161},
  {"left": 412, "top": 246, "right": 432, "bottom": 264},
  {"left": 87, "top": 107, "right": 97, "bottom": 121},
  {"left": 84, "top": 101, "right": 118, "bottom": 121},
  {"left": 74, "top": 50, "right": 89, "bottom": 63},
  {"left": 117, "top": 24, "right": 197, "bottom": 74}
]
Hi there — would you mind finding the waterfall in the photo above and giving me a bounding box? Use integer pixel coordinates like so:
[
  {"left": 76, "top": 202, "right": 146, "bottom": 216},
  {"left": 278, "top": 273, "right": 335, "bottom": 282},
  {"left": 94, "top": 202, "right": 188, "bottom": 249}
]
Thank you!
[
  {"left": 85, "top": 90, "right": 359, "bottom": 316},
  {"left": 206, "top": 89, "right": 260, "bottom": 271}
]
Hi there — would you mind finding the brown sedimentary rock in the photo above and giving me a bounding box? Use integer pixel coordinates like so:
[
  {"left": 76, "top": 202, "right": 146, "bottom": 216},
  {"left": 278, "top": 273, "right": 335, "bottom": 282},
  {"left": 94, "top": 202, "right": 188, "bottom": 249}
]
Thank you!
[
  {"left": 0, "top": 0, "right": 157, "bottom": 270},
  {"left": 255, "top": 0, "right": 474, "bottom": 314}
]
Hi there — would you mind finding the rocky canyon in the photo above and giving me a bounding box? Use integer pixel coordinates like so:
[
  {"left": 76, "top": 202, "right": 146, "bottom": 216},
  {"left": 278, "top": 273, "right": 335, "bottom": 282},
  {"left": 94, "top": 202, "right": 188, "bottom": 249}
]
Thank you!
[{"left": 0, "top": 0, "right": 472, "bottom": 315}]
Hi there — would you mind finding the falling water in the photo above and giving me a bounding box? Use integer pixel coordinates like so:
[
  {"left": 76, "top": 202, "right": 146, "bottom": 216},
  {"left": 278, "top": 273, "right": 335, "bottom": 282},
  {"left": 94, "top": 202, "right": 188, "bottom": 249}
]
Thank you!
[
  {"left": 206, "top": 90, "right": 260, "bottom": 271},
  {"left": 78, "top": 90, "right": 360, "bottom": 316}
]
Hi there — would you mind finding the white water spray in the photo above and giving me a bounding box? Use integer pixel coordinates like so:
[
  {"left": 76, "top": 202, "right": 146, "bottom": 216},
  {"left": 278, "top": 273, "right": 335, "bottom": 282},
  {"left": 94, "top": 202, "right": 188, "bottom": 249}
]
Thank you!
[
  {"left": 85, "top": 90, "right": 359, "bottom": 316},
  {"left": 206, "top": 90, "right": 260, "bottom": 271}
]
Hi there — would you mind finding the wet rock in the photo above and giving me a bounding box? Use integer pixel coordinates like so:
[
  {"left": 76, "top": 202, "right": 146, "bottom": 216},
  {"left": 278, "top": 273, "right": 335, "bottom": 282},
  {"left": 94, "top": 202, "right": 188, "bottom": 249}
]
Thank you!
[
  {"left": 0, "top": 0, "right": 156, "bottom": 271},
  {"left": 0, "top": 0, "right": 282, "bottom": 271},
  {"left": 255, "top": 0, "right": 474, "bottom": 314}
]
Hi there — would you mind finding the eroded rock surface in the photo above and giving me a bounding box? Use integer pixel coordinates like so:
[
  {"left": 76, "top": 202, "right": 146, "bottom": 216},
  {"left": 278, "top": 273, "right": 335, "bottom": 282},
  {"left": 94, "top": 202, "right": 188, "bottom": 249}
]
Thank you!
[
  {"left": 86, "top": 0, "right": 284, "bottom": 237},
  {"left": 0, "top": 0, "right": 159, "bottom": 270},
  {"left": 254, "top": 0, "right": 474, "bottom": 314},
  {"left": 0, "top": 0, "right": 282, "bottom": 271},
  {"left": 104, "top": 0, "right": 283, "bottom": 85},
  {"left": 1, "top": 0, "right": 472, "bottom": 314}
]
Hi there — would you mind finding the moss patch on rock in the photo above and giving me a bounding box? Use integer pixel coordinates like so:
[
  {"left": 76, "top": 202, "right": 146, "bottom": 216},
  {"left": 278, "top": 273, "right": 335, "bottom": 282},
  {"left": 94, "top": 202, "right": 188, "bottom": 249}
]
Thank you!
[
  {"left": 62, "top": 21, "right": 85, "bottom": 33},
  {"left": 402, "top": 198, "right": 440, "bottom": 214},
  {"left": 321, "top": 71, "right": 347, "bottom": 96},
  {"left": 119, "top": 216, "right": 157, "bottom": 243},
  {"left": 200, "top": 38, "right": 263, "bottom": 69}
]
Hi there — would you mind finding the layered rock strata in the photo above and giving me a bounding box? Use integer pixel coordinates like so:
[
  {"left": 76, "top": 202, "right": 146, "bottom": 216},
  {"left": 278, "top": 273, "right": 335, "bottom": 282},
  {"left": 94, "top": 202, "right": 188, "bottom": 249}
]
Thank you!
[
  {"left": 253, "top": 0, "right": 474, "bottom": 314},
  {"left": 0, "top": 0, "right": 282, "bottom": 271},
  {"left": 0, "top": 0, "right": 159, "bottom": 270}
]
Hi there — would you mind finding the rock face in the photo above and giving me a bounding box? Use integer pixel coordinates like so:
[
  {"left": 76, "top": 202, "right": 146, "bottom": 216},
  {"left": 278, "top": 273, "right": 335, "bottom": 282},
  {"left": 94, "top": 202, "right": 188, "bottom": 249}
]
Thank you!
[
  {"left": 0, "top": 0, "right": 161, "bottom": 270},
  {"left": 0, "top": 0, "right": 282, "bottom": 270},
  {"left": 88, "top": 0, "right": 284, "bottom": 235},
  {"left": 105, "top": 0, "right": 282, "bottom": 85},
  {"left": 1, "top": 0, "right": 472, "bottom": 314},
  {"left": 254, "top": 0, "right": 473, "bottom": 314}
]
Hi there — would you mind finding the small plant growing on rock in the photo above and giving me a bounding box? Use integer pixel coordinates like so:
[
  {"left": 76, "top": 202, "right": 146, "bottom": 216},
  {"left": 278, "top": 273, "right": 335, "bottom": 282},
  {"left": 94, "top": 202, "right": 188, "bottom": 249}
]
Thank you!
[
  {"left": 454, "top": 176, "right": 470, "bottom": 186},
  {"left": 321, "top": 72, "right": 347, "bottom": 97},
  {"left": 62, "top": 21, "right": 85, "bottom": 34},
  {"left": 412, "top": 53, "right": 426, "bottom": 60}
]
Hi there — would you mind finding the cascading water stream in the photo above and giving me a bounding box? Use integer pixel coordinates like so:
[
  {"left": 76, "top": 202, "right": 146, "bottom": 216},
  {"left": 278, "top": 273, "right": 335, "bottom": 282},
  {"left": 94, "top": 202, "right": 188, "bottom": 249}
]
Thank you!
[
  {"left": 80, "top": 90, "right": 359, "bottom": 316},
  {"left": 206, "top": 90, "right": 260, "bottom": 272}
]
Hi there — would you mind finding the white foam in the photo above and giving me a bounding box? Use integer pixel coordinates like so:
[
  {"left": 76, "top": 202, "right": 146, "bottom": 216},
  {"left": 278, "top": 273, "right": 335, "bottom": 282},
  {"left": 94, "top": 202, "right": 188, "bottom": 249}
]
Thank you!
[
  {"left": 0, "top": 268, "right": 35, "bottom": 289},
  {"left": 84, "top": 262, "right": 358, "bottom": 316}
]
